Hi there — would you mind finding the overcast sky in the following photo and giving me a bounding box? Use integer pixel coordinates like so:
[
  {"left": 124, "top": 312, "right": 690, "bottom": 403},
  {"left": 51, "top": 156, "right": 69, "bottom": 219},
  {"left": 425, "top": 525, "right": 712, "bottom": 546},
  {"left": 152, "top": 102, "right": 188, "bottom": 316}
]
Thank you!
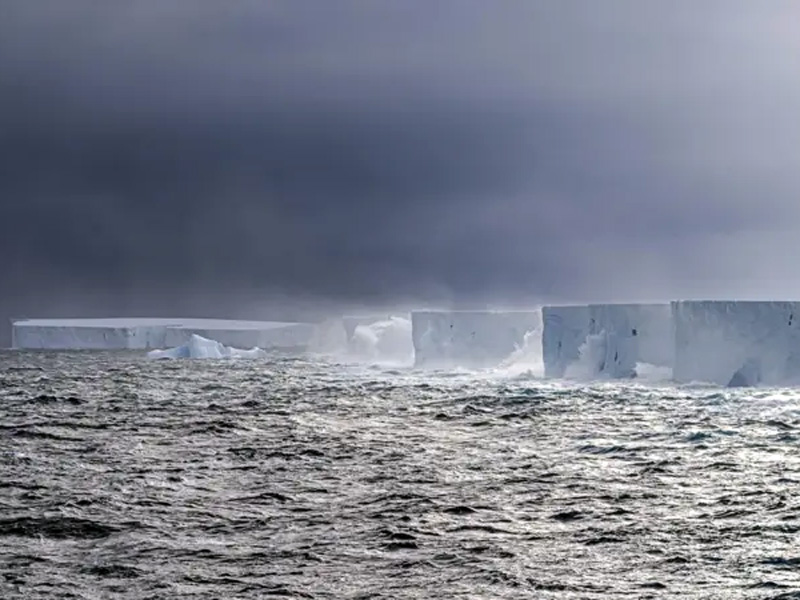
[{"left": 1, "top": 1, "right": 799, "bottom": 341}]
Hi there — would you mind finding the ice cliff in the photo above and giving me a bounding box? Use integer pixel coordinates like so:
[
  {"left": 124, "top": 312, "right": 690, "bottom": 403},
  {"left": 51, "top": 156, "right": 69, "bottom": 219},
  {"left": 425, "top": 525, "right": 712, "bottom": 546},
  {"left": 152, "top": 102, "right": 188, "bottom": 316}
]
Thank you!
[
  {"left": 11, "top": 318, "right": 314, "bottom": 351},
  {"left": 672, "top": 300, "right": 800, "bottom": 386},
  {"left": 542, "top": 304, "right": 673, "bottom": 379}
]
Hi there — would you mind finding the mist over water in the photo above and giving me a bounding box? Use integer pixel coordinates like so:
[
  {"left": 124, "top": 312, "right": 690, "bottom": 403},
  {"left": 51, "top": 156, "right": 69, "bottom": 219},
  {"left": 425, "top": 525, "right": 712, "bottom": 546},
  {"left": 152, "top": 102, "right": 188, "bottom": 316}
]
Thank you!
[
  {"left": 307, "top": 315, "right": 415, "bottom": 367},
  {"left": 348, "top": 317, "right": 414, "bottom": 366},
  {"left": 495, "top": 328, "right": 545, "bottom": 379}
]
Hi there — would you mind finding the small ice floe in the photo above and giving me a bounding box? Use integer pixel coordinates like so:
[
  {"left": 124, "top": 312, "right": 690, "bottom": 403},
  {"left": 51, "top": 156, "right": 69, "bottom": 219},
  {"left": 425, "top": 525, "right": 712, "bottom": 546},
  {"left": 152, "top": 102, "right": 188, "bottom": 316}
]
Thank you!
[{"left": 147, "top": 334, "right": 266, "bottom": 360}]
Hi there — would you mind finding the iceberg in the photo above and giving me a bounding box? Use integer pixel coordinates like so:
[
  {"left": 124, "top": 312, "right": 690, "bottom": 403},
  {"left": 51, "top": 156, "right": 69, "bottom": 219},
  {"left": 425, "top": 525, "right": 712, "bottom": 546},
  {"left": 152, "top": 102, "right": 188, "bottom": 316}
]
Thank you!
[
  {"left": 147, "top": 334, "right": 266, "bottom": 359},
  {"left": 11, "top": 318, "right": 171, "bottom": 350},
  {"left": 672, "top": 300, "right": 800, "bottom": 386},
  {"left": 11, "top": 318, "right": 315, "bottom": 351},
  {"left": 542, "top": 306, "right": 591, "bottom": 378},
  {"left": 543, "top": 304, "right": 673, "bottom": 379},
  {"left": 411, "top": 310, "right": 541, "bottom": 369}
]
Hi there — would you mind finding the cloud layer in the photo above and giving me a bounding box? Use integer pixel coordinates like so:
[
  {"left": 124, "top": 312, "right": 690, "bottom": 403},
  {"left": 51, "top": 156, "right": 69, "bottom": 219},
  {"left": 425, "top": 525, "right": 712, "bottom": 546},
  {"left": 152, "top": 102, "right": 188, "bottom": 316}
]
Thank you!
[{"left": 2, "top": 1, "right": 799, "bottom": 342}]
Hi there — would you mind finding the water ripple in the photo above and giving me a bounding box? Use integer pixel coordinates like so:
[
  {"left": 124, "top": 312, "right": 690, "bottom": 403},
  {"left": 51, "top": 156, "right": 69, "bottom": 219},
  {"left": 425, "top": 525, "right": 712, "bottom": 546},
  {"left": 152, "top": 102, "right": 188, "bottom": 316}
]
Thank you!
[{"left": 2, "top": 350, "right": 800, "bottom": 598}]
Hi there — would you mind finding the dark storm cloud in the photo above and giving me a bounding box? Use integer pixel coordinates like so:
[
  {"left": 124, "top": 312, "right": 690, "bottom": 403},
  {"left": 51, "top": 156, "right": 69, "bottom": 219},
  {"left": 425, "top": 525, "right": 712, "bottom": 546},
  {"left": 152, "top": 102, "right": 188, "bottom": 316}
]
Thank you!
[{"left": 1, "top": 1, "right": 800, "bottom": 342}]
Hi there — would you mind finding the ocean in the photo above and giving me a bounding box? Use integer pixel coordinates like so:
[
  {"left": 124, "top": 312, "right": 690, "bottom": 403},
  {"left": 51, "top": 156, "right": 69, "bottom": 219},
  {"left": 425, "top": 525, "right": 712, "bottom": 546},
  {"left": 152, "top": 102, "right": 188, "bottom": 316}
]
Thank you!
[{"left": 2, "top": 350, "right": 800, "bottom": 599}]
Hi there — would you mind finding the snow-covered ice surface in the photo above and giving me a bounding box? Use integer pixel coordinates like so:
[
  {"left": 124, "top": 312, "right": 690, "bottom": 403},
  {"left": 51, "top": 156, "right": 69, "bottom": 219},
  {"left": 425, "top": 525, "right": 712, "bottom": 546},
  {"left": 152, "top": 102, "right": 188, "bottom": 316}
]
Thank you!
[
  {"left": 543, "top": 304, "right": 672, "bottom": 380},
  {"left": 673, "top": 300, "right": 800, "bottom": 386},
  {"left": 11, "top": 318, "right": 314, "bottom": 351},
  {"left": 4, "top": 349, "right": 800, "bottom": 599},
  {"left": 412, "top": 310, "right": 541, "bottom": 369},
  {"left": 147, "top": 334, "right": 266, "bottom": 360}
]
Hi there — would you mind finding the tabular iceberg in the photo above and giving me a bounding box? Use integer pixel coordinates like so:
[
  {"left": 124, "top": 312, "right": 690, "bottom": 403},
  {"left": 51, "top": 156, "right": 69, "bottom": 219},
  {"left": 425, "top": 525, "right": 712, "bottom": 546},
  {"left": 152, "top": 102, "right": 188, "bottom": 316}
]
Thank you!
[
  {"left": 11, "top": 318, "right": 170, "bottom": 350},
  {"left": 672, "top": 300, "right": 800, "bottom": 386},
  {"left": 147, "top": 334, "right": 266, "bottom": 359},
  {"left": 411, "top": 310, "right": 541, "bottom": 369},
  {"left": 542, "top": 306, "right": 591, "bottom": 378},
  {"left": 542, "top": 304, "right": 673, "bottom": 379},
  {"left": 11, "top": 318, "right": 315, "bottom": 351}
]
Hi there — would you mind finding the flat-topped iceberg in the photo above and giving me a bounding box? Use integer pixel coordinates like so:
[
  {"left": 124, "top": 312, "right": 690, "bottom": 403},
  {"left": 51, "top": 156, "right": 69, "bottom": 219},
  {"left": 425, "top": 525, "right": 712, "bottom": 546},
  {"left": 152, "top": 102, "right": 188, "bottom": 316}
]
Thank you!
[
  {"left": 147, "top": 334, "right": 266, "bottom": 360},
  {"left": 542, "top": 304, "right": 673, "bottom": 379},
  {"left": 543, "top": 300, "right": 800, "bottom": 386},
  {"left": 672, "top": 300, "right": 800, "bottom": 386},
  {"left": 541, "top": 305, "right": 591, "bottom": 378},
  {"left": 11, "top": 317, "right": 314, "bottom": 350}
]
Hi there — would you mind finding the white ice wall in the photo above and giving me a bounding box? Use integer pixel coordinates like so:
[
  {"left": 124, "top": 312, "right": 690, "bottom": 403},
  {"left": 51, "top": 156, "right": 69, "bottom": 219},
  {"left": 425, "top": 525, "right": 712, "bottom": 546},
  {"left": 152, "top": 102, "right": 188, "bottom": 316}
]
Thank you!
[
  {"left": 12, "top": 324, "right": 168, "bottom": 350},
  {"left": 672, "top": 301, "right": 800, "bottom": 386},
  {"left": 626, "top": 304, "right": 674, "bottom": 368},
  {"left": 11, "top": 318, "right": 316, "bottom": 351},
  {"left": 591, "top": 304, "right": 673, "bottom": 378},
  {"left": 542, "top": 304, "right": 672, "bottom": 379},
  {"left": 542, "top": 306, "right": 591, "bottom": 378},
  {"left": 411, "top": 310, "right": 541, "bottom": 369}
]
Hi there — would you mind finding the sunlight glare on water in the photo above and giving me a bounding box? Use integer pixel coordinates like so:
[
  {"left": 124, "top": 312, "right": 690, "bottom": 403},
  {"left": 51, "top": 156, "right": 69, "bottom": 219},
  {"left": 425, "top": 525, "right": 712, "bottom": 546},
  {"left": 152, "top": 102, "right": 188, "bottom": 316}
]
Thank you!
[{"left": 2, "top": 350, "right": 800, "bottom": 598}]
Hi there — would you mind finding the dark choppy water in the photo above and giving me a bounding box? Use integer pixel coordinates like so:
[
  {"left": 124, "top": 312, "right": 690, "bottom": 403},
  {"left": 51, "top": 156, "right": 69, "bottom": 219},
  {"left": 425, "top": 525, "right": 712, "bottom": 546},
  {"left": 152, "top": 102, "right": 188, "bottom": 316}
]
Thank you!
[{"left": 3, "top": 351, "right": 800, "bottom": 599}]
